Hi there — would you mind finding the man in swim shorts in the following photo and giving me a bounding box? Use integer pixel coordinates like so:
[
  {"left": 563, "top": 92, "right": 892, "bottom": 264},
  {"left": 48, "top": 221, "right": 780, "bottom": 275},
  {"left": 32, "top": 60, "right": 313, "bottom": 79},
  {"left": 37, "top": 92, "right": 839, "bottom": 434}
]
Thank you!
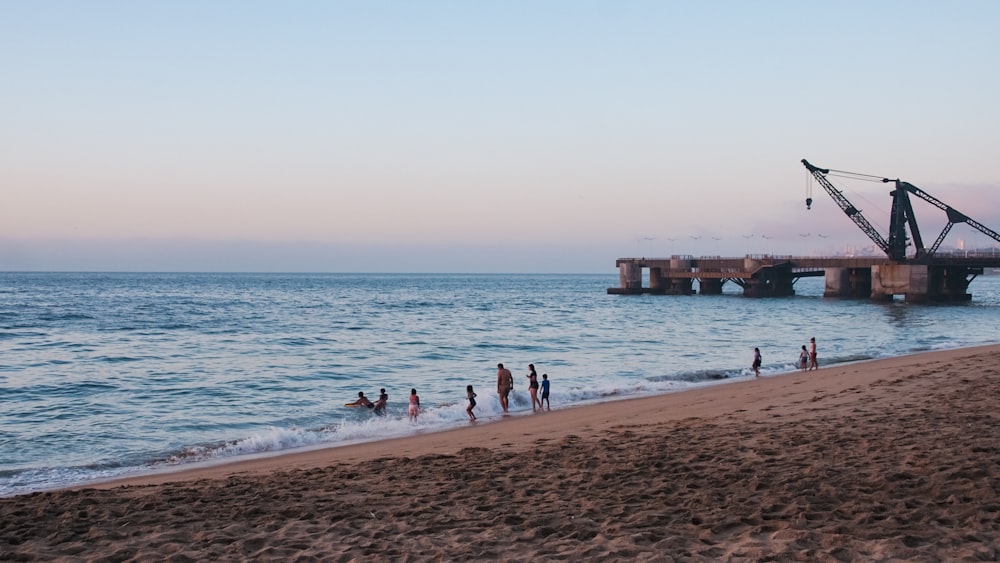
[
  {"left": 348, "top": 391, "right": 374, "bottom": 408},
  {"left": 497, "top": 363, "right": 513, "bottom": 413}
]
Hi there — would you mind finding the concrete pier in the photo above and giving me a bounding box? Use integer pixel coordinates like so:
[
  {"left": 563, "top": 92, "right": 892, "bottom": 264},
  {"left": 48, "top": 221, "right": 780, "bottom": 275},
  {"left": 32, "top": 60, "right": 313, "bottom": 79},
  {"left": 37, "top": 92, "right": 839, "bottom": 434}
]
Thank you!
[
  {"left": 824, "top": 268, "right": 873, "bottom": 298},
  {"left": 871, "top": 264, "right": 975, "bottom": 302},
  {"left": 609, "top": 255, "right": 1000, "bottom": 301}
]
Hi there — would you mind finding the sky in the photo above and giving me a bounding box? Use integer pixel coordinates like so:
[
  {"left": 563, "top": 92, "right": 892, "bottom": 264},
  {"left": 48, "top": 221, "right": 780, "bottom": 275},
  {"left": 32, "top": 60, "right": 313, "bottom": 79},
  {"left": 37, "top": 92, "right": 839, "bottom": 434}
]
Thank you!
[{"left": 2, "top": 1, "right": 999, "bottom": 273}]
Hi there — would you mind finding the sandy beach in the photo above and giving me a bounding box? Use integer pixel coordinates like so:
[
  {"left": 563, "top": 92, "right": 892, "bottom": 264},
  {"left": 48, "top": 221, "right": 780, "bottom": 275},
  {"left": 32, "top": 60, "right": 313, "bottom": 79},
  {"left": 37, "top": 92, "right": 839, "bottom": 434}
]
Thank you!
[{"left": 3, "top": 345, "right": 1000, "bottom": 561}]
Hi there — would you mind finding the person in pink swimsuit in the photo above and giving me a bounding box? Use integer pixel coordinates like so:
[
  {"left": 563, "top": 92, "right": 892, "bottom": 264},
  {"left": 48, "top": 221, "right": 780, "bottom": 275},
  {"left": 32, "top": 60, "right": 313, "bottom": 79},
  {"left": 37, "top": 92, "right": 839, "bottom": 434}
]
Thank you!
[{"left": 408, "top": 388, "right": 420, "bottom": 422}]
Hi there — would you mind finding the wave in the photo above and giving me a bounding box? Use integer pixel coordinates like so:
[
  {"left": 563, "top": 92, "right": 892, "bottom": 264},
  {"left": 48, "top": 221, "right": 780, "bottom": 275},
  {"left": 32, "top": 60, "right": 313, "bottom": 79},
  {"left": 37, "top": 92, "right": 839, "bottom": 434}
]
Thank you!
[
  {"left": 3, "top": 273, "right": 999, "bottom": 499},
  {"left": 0, "top": 342, "right": 993, "bottom": 499}
]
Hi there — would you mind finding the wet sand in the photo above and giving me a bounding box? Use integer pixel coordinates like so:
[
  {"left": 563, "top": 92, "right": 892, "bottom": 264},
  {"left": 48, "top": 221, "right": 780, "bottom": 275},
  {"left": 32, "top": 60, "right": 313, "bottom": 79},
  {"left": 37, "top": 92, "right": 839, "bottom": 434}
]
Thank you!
[{"left": 3, "top": 345, "right": 1000, "bottom": 561}]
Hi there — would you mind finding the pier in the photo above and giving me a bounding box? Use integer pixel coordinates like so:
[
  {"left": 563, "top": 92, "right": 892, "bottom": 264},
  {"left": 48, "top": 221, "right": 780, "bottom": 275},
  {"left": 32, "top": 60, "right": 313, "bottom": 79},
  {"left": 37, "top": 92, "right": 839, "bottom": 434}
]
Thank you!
[{"left": 608, "top": 254, "right": 1000, "bottom": 302}]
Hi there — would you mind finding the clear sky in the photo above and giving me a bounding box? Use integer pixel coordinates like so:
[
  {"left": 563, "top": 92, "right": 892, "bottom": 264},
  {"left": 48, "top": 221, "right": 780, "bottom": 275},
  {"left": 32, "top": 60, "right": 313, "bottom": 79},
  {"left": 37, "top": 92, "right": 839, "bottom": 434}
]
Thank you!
[{"left": 2, "top": 1, "right": 999, "bottom": 273}]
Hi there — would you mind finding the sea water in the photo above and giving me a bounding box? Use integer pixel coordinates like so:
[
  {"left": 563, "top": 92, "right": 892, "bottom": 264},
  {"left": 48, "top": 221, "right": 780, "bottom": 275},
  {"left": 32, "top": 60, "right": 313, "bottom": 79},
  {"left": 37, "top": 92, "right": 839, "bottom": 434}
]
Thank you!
[{"left": 2, "top": 272, "right": 999, "bottom": 496}]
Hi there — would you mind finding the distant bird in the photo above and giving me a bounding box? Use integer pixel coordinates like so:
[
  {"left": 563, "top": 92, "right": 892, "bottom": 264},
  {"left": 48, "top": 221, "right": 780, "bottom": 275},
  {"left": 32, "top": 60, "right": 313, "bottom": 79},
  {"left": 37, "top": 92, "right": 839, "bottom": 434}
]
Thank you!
[
  {"left": 742, "top": 234, "right": 755, "bottom": 239},
  {"left": 800, "top": 233, "right": 811, "bottom": 237},
  {"left": 689, "top": 236, "right": 702, "bottom": 240},
  {"left": 817, "top": 234, "right": 829, "bottom": 238},
  {"left": 761, "top": 235, "right": 772, "bottom": 240}
]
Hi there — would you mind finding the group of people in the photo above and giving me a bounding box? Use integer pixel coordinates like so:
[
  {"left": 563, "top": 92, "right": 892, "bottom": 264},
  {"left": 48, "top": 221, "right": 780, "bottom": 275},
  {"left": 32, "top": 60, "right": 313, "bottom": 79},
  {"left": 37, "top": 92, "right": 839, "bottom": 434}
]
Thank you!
[
  {"left": 346, "top": 362, "right": 552, "bottom": 424},
  {"left": 496, "top": 363, "right": 550, "bottom": 414},
  {"left": 346, "top": 388, "right": 421, "bottom": 421},
  {"left": 798, "top": 337, "right": 819, "bottom": 372},
  {"left": 467, "top": 362, "right": 554, "bottom": 421},
  {"left": 753, "top": 337, "right": 819, "bottom": 377},
  {"left": 351, "top": 341, "right": 819, "bottom": 422}
]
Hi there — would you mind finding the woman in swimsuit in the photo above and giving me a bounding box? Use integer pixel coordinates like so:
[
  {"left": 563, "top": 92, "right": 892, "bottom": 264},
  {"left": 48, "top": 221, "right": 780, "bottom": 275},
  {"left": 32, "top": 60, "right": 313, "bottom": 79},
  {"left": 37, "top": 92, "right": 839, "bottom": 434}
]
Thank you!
[
  {"left": 408, "top": 388, "right": 420, "bottom": 422},
  {"left": 466, "top": 385, "right": 477, "bottom": 421},
  {"left": 526, "top": 364, "right": 542, "bottom": 412}
]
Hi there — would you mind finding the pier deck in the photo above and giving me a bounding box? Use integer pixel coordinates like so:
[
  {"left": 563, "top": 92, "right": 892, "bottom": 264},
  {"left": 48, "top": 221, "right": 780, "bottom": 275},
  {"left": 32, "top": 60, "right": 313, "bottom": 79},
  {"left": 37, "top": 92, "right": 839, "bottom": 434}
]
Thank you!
[{"left": 610, "top": 254, "right": 1000, "bottom": 301}]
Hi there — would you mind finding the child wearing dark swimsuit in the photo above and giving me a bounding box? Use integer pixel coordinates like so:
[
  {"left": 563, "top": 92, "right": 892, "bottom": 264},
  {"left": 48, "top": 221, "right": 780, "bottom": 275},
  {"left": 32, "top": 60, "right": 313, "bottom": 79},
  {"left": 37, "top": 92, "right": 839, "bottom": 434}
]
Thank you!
[
  {"left": 540, "top": 374, "right": 550, "bottom": 410},
  {"left": 466, "top": 385, "right": 477, "bottom": 421}
]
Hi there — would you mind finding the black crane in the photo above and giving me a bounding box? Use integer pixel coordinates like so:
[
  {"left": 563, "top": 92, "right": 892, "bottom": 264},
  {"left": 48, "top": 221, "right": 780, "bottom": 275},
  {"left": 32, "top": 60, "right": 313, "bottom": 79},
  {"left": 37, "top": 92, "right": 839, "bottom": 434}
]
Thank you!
[{"left": 802, "top": 159, "right": 1000, "bottom": 262}]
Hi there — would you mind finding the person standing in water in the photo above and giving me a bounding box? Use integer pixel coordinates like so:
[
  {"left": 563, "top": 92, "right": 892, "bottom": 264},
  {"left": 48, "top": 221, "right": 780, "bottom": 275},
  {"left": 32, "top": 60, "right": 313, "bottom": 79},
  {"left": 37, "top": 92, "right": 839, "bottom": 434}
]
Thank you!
[
  {"left": 752, "top": 347, "right": 762, "bottom": 378},
  {"left": 809, "top": 337, "right": 819, "bottom": 371},
  {"left": 408, "top": 388, "right": 420, "bottom": 422},
  {"left": 496, "top": 363, "right": 513, "bottom": 414},
  {"left": 373, "top": 388, "right": 388, "bottom": 414},
  {"left": 526, "top": 364, "right": 541, "bottom": 411},
  {"left": 466, "top": 385, "right": 477, "bottom": 421},
  {"left": 798, "top": 345, "right": 809, "bottom": 372},
  {"left": 540, "top": 373, "right": 550, "bottom": 411}
]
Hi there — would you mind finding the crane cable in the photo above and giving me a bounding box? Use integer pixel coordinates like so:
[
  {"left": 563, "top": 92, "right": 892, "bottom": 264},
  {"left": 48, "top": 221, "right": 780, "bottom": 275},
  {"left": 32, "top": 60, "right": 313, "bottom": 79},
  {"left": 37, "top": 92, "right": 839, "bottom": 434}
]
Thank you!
[
  {"left": 820, "top": 169, "right": 892, "bottom": 235},
  {"left": 826, "top": 169, "right": 885, "bottom": 183}
]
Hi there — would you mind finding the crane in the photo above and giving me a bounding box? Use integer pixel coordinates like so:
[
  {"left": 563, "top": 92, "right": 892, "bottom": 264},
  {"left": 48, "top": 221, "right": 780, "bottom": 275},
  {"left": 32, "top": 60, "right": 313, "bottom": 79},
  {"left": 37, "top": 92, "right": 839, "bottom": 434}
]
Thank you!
[{"left": 801, "top": 159, "right": 1000, "bottom": 262}]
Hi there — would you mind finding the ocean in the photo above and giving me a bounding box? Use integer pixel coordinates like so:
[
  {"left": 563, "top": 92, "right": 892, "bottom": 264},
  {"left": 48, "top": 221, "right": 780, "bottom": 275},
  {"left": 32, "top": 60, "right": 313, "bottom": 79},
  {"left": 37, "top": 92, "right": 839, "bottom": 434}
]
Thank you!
[{"left": 2, "top": 272, "right": 999, "bottom": 497}]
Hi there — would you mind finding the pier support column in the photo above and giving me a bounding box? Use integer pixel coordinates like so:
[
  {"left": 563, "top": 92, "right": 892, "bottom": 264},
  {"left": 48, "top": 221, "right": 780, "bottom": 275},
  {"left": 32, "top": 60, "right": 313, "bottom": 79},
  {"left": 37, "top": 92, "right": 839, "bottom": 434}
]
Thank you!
[
  {"left": 665, "top": 278, "right": 694, "bottom": 295},
  {"left": 872, "top": 264, "right": 929, "bottom": 302},
  {"left": 649, "top": 267, "right": 664, "bottom": 294},
  {"left": 615, "top": 262, "right": 643, "bottom": 295},
  {"left": 824, "top": 268, "right": 873, "bottom": 298},
  {"left": 650, "top": 270, "right": 693, "bottom": 294},
  {"left": 928, "top": 266, "right": 974, "bottom": 301},
  {"left": 667, "top": 258, "right": 695, "bottom": 294},
  {"left": 699, "top": 279, "right": 723, "bottom": 295},
  {"left": 743, "top": 262, "right": 795, "bottom": 297}
]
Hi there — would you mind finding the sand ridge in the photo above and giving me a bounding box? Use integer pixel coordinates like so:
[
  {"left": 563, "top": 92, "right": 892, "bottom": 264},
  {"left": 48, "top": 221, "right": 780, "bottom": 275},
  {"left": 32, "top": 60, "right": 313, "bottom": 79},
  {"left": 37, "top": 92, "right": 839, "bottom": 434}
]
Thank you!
[{"left": 3, "top": 345, "right": 1000, "bottom": 561}]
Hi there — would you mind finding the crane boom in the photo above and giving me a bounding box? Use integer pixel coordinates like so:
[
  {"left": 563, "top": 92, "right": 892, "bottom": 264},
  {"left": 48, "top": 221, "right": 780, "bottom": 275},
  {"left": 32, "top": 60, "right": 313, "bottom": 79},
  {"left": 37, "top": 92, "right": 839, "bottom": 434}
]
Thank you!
[{"left": 801, "top": 159, "right": 891, "bottom": 256}]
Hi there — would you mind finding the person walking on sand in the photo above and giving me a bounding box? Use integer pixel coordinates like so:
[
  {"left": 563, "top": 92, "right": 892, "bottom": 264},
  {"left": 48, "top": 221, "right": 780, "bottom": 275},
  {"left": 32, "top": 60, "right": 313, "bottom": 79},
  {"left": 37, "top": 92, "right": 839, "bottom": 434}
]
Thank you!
[
  {"left": 540, "top": 373, "right": 550, "bottom": 411},
  {"left": 799, "top": 345, "right": 809, "bottom": 372},
  {"left": 752, "top": 347, "right": 762, "bottom": 378},
  {"left": 526, "top": 364, "right": 542, "bottom": 411},
  {"left": 497, "top": 363, "right": 513, "bottom": 414},
  {"left": 808, "top": 337, "right": 819, "bottom": 371},
  {"left": 408, "top": 388, "right": 420, "bottom": 422},
  {"left": 466, "top": 385, "right": 477, "bottom": 421}
]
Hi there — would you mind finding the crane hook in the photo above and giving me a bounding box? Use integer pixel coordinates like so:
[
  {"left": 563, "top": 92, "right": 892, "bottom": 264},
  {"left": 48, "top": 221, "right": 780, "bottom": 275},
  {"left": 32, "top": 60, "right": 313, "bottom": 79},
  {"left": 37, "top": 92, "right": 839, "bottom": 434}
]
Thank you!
[{"left": 806, "top": 197, "right": 813, "bottom": 210}]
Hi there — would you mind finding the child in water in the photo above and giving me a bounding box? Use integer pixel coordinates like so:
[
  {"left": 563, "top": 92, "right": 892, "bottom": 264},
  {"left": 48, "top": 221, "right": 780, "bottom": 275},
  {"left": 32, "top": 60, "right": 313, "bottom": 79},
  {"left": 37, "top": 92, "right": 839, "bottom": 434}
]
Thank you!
[
  {"left": 540, "top": 374, "right": 550, "bottom": 410},
  {"left": 408, "top": 388, "right": 420, "bottom": 422},
  {"left": 466, "top": 385, "right": 477, "bottom": 421}
]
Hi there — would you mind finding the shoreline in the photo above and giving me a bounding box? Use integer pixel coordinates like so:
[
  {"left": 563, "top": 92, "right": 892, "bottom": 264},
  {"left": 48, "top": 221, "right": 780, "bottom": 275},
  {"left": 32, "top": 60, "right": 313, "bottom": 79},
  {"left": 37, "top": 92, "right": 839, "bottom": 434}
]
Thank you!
[
  {"left": 5, "top": 343, "right": 1000, "bottom": 560},
  {"left": 82, "top": 343, "right": 999, "bottom": 489}
]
